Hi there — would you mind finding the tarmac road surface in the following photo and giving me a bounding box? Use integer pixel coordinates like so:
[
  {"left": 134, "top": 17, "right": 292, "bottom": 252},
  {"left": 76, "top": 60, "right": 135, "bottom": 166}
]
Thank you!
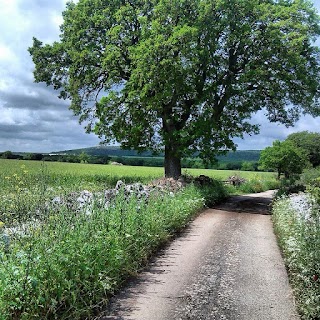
[{"left": 97, "top": 190, "right": 299, "bottom": 320}]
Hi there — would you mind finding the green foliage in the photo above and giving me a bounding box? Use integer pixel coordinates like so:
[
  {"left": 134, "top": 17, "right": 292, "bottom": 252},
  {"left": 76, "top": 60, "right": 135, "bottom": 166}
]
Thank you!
[
  {"left": 23, "top": 153, "right": 44, "bottom": 161},
  {"left": 196, "top": 179, "right": 229, "bottom": 207},
  {"left": 300, "top": 167, "right": 320, "bottom": 188},
  {"left": 0, "top": 160, "right": 278, "bottom": 318},
  {"left": 0, "top": 151, "right": 22, "bottom": 160},
  {"left": 78, "top": 151, "right": 90, "bottom": 163},
  {"left": 272, "top": 194, "right": 320, "bottom": 319},
  {"left": 275, "top": 177, "right": 306, "bottom": 198},
  {"left": 29, "top": 0, "right": 320, "bottom": 177},
  {"left": 287, "top": 131, "right": 320, "bottom": 167},
  {"left": 259, "top": 140, "right": 309, "bottom": 179},
  {"left": 240, "top": 161, "right": 257, "bottom": 171},
  {"left": 55, "top": 147, "right": 262, "bottom": 162},
  {"left": 227, "top": 173, "right": 279, "bottom": 194}
]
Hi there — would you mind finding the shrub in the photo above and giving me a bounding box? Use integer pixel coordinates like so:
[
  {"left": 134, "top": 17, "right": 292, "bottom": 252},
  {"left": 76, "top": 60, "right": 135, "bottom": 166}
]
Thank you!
[{"left": 300, "top": 168, "right": 320, "bottom": 188}]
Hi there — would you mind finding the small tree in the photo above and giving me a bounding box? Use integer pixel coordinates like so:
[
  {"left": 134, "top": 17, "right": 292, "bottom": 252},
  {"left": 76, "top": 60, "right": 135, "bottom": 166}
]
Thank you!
[
  {"left": 241, "top": 161, "right": 256, "bottom": 171},
  {"left": 79, "top": 151, "right": 90, "bottom": 163},
  {"left": 287, "top": 131, "right": 320, "bottom": 168},
  {"left": 259, "top": 140, "right": 309, "bottom": 179},
  {"left": 29, "top": 0, "right": 320, "bottom": 178}
]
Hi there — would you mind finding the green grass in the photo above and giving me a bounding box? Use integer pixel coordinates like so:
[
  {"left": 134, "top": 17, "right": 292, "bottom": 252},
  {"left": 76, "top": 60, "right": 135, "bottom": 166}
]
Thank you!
[
  {"left": 0, "top": 160, "right": 278, "bottom": 227},
  {"left": 0, "top": 160, "right": 164, "bottom": 191},
  {"left": 0, "top": 159, "right": 276, "bottom": 191}
]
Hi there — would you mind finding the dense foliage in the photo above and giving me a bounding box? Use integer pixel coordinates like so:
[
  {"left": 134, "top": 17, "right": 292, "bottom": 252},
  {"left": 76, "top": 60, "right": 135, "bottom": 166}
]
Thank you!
[
  {"left": 0, "top": 160, "right": 278, "bottom": 319},
  {"left": 287, "top": 131, "right": 320, "bottom": 168},
  {"left": 0, "top": 185, "right": 208, "bottom": 319},
  {"left": 29, "top": 0, "right": 320, "bottom": 178}
]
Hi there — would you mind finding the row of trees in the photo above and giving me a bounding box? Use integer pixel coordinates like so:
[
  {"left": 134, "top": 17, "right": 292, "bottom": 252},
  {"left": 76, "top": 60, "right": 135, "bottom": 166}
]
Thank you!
[
  {"left": 259, "top": 131, "right": 320, "bottom": 178},
  {"left": 0, "top": 151, "right": 110, "bottom": 164},
  {"left": 1, "top": 150, "right": 259, "bottom": 170}
]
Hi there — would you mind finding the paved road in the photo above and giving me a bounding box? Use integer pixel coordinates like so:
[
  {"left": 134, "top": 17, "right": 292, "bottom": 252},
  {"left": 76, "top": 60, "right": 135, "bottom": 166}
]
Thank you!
[{"left": 97, "top": 190, "right": 299, "bottom": 320}]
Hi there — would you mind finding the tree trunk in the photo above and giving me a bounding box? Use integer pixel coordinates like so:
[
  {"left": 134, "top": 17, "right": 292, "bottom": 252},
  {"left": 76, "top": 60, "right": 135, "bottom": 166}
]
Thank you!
[{"left": 164, "top": 146, "right": 181, "bottom": 179}]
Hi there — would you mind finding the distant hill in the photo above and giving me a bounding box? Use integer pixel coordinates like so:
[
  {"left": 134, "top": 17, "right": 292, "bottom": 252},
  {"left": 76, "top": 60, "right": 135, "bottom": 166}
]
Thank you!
[
  {"left": 53, "top": 146, "right": 153, "bottom": 157},
  {"left": 54, "top": 146, "right": 261, "bottom": 162}
]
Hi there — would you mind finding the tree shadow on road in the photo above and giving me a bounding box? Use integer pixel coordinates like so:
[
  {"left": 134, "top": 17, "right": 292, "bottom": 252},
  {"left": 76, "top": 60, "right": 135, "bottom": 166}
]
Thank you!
[{"left": 213, "top": 192, "right": 274, "bottom": 215}]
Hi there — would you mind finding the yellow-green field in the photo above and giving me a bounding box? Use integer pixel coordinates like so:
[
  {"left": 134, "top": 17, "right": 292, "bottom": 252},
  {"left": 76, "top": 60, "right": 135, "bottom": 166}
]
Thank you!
[{"left": 0, "top": 159, "right": 276, "bottom": 192}]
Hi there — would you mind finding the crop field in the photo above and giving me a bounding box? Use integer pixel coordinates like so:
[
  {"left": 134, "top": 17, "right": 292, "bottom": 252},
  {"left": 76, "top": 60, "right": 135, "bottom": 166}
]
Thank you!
[{"left": 0, "top": 159, "right": 276, "bottom": 192}]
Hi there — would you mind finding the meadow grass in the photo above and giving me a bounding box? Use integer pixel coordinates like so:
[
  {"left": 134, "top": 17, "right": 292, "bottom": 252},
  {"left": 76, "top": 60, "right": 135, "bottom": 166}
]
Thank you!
[{"left": 0, "top": 159, "right": 278, "bottom": 227}]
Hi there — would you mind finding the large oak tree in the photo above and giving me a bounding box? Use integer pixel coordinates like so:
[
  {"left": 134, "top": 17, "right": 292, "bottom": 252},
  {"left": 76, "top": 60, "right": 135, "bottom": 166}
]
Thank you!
[{"left": 29, "top": 0, "right": 320, "bottom": 178}]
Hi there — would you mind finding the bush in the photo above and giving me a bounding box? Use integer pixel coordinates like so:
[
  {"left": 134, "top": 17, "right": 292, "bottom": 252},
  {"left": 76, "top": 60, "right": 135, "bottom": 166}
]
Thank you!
[
  {"left": 300, "top": 168, "right": 320, "bottom": 188},
  {"left": 275, "top": 177, "right": 306, "bottom": 198},
  {"left": 196, "top": 179, "right": 228, "bottom": 207}
]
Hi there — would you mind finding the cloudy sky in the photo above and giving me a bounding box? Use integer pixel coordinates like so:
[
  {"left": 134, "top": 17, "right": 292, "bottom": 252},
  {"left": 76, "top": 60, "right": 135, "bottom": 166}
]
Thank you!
[{"left": 0, "top": 0, "right": 320, "bottom": 153}]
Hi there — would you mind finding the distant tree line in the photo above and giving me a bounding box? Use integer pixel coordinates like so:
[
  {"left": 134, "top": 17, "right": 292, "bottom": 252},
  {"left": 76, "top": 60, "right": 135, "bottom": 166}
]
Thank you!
[
  {"left": 0, "top": 151, "right": 110, "bottom": 164},
  {"left": 105, "top": 156, "right": 259, "bottom": 171},
  {"left": 0, "top": 150, "right": 260, "bottom": 171}
]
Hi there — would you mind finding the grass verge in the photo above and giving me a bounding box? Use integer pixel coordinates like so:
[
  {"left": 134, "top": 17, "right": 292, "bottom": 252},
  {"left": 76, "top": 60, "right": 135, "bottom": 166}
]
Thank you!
[
  {"left": 272, "top": 192, "right": 320, "bottom": 319},
  {"left": 0, "top": 182, "right": 227, "bottom": 320}
]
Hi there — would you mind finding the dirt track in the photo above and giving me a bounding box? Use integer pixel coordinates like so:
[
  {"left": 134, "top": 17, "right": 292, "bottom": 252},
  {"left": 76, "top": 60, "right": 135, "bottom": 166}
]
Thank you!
[{"left": 97, "top": 190, "right": 299, "bottom": 320}]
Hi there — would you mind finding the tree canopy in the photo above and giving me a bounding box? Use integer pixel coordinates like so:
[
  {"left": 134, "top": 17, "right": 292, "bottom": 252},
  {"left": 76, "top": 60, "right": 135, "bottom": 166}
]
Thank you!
[
  {"left": 259, "top": 140, "right": 309, "bottom": 178},
  {"left": 287, "top": 131, "right": 320, "bottom": 167},
  {"left": 29, "top": 0, "right": 320, "bottom": 178}
]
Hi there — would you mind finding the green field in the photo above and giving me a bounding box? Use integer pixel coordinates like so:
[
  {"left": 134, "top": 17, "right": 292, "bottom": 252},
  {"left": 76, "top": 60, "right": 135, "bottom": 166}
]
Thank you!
[
  {"left": 0, "top": 159, "right": 276, "bottom": 192},
  {"left": 0, "top": 158, "right": 277, "bottom": 227}
]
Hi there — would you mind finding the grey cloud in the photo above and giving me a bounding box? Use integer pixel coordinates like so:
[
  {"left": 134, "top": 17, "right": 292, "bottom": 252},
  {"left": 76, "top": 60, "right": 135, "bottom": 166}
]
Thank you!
[
  {"left": 1, "top": 87, "right": 69, "bottom": 112},
  {"left": 0, "top": 120, "right": 100, "bottom": 153}
]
